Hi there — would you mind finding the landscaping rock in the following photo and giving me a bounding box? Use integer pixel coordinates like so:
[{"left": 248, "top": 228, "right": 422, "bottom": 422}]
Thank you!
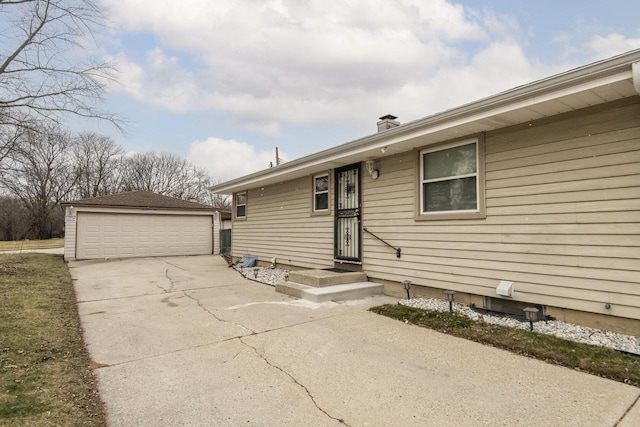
[
  {"left": 400, "top": 298, "right": 640, "bottom": 355},
  {"left": 234, "top": 266, "right": 289, "bottom": 287}
]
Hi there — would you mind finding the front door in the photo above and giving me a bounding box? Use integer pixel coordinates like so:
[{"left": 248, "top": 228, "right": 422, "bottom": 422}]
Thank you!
[{"left": 334, "top": 163, "right": 361, "bottom": 263}]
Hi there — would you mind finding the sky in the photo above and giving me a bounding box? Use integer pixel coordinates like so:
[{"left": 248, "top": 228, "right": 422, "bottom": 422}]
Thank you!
[{"left": 85, "top": 0, "right": 640, "bottom": 182}]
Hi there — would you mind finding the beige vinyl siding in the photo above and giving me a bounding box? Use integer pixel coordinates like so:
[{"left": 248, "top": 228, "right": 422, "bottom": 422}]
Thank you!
[
  {"left": 362, "top": 98, "right": 640, "bottom": 320},
  {"left": 232, "top": 176, "right": 334, "bottom": 268}
]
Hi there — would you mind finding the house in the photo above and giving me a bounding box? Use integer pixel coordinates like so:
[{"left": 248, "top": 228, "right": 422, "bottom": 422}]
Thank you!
[
  {"left": 210, "top": 50, "right": 640, "bottom": 334},
  {"left": 62, "top": 191, "right": 231, "bottom": 261}
]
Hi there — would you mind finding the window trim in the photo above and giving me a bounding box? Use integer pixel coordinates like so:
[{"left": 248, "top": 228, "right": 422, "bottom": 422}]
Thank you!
[
  {"left": 415, "top": 134, "right": 486, "bottom": 221},
  {"left": 234, "top": 191, "right": 247, "bottom": 221},
  {"left": 311, "top": 172, "right": 331, "bottom": 216}
]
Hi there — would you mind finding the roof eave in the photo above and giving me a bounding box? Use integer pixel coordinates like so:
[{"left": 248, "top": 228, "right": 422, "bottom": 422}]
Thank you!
[
  {"left": 61, "top": 202, "right": 216, "bottom": 211},
  {"left": 210, "top": 49, "right": 640, "bottom": 194}
]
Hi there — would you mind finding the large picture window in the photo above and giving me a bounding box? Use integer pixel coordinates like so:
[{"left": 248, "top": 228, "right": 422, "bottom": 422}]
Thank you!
[
  {"left": 313, "top": 173, "right": 329, "bottom": 212},
  {"left": 420, "top": 139, "right": 482, "bottom": 216},
  {"left": 235, "top": 192, "right": 247, "bottom": 219}
]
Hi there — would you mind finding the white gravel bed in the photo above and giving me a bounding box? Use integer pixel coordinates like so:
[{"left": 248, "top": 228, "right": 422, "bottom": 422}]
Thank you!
[
  {"left": 234, "top": 265, "right": 289, "bottom": 287},
  {"left": 400, "top": 298, "right": 640, "bottom": 355}
]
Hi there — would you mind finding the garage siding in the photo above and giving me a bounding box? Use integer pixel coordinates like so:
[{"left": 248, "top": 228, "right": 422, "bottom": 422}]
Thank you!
[
  {"left": 63, "top": 213, "right": 76, "bottom": 260},
  {"left": 76, "top": 212, "right": 212, "bottom": 260}
]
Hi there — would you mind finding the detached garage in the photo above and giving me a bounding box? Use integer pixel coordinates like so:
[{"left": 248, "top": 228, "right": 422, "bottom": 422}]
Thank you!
[{"left": 62, "top": 191, "right": 229, "bottom": 261}]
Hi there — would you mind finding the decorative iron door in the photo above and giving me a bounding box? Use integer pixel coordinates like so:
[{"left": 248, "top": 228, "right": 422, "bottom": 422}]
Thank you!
[{"left": 334, "top": 164, "right": 361, "bottom": 262}]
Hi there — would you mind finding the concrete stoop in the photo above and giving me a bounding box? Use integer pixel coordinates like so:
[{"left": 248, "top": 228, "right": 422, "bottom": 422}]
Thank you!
[
  {"left": 276, "top": 281, "right": 384, "bottom": 303},
  {"left": 276, "top": 269, "right": 383, "bottom": 302},
  {"left": 287, "top": 270, "right": 367, "bottom": 287}
]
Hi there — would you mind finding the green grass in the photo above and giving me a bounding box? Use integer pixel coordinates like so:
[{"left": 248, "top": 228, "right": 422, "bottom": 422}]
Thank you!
[
  {"left": 370, "top": 304, "right": 640, "bottom": 387},
  {"left": 0, "top": 238, "right": 64, "bottom": 251},
  {"left": 0, "top": 254, "right": 106, "bottom": 426}
]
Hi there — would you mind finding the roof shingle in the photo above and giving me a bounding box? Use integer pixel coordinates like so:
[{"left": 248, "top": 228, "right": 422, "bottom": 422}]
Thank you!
[{"left": 63, "top": 190, "right": 219, "bottom": 211}]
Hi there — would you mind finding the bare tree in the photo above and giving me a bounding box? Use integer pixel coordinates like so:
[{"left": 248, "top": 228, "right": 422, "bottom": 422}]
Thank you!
[
  {"left": 72, "top": 132, "right": 123, "bottom": 198},
  {"left": 0, "top": 195, "right": 29, "bottom": 240},
  {"left": 120, "top": 152, "right": 218, "bottom": 205},
  {"left": 0, "top": 124, "right": 76, "bottom": 239},
  {"left": 206, "top": 179, "right": 232, "bottom": 210},
  {"left": 0, "top": 122, "right": 27, "bottom": 165},
  {"left": 0, "top": 0, "right": 122, "bottom": 161}
]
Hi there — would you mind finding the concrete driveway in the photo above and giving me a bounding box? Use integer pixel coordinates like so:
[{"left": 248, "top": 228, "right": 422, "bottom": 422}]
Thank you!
[{"left": 69, "top": 255, "right": 640, "bottom": 426}]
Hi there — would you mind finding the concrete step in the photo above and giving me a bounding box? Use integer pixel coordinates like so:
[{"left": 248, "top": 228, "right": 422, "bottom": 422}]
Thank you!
[
  {"left": 287, "top": 270, "right": 368, "bottom": 287},
  {"left": 275, "top": 281, "right": 308, "bottom": 299},
  {"left": 276, "top": 281, "right": 384, "bottom": 303}
]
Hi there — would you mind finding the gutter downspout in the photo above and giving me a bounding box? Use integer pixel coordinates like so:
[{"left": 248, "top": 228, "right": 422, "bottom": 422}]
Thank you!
[{"left": 633, "top": 62, "right": 640, "bottom": 94}]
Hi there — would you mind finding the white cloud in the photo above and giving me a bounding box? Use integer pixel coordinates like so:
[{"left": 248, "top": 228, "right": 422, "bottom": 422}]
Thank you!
[
  {"left": 98, "top": 0, "right": 640, "bottom": 140},
  {"left": 102, "top": 0, "right": 534, "bottom": 132},
  {"left": 586, "top": 33, "right": 640, "bottom": 61},
  {"left": 186, "top": 137, "right": 287, "bottom": 180},
  {"left": 244, "top": 121, "right": 283, "bottom": 137},
  {"left": 93, "top": 0, "right": 640, "bottom": 188},
  {"left": 108, "top": 49, "right": 201, "bottom": 113},
  {"left": 480, "top": 8, "right": 520, "bottom": 39}
]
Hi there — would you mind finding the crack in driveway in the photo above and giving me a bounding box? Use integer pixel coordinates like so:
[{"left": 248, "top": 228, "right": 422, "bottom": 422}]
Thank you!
[
  {"left": 161, "top": 264, "right": 255, "bottom": 334},
  {"left": 164, "top": 268, "right": 178, "bottom": 292},
  {"left": 181, "top": 289, "right": 256, "bottom": 335},
  {"left": 239, "top": 337, "right": 349, "bottom": 426},
  {"left": 99, "top": 261, "right": 351, "bottom": 424},
  {"left": 160, "top": 258, "right": 189, "bottom": 271},
  {"left": 615, "top": 393, "right": 640, "bottom": 426}
]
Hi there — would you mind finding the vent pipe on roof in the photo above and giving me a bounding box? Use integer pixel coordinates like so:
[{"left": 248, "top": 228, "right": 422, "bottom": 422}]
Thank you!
[{"left": 377, "top": 114, "right": 400, "bottom": 132}]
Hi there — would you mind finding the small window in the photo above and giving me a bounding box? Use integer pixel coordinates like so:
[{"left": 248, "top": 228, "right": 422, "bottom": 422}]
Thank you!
[
  {"left": 235, "top": 192, "right": 246, "bottom": 219},
  {"left": 420, "top": 139, "right": 480, "bottom": 215},
  {"left": 313, "top": 173, "right": 329, "bottom": 212}
]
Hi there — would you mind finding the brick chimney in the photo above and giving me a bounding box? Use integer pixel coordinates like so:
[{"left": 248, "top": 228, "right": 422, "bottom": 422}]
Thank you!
[{"left": 377, "top": 114, "right": 400, "bottom": 132}]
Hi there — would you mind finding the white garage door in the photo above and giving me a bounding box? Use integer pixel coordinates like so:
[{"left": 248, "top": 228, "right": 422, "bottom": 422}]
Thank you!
[{"left": 76, "top": 212, "right": 212, "bottom": 260}]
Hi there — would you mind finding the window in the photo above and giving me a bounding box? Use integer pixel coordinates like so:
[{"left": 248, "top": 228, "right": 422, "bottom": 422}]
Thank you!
[
  {"left": 419, "top": 138, "right": 484, "bottom": 218},
  {"left": 235, "top": 192, "right": 246, "bottom": 219},
  {"left": 313, "top": 173, "right": 329, "bottom": 212}
]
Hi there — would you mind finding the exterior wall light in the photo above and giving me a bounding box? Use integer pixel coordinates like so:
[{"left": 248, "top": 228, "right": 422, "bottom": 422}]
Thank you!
[
  {"left": 365, "top": 160, "right": 380, "bottom": 180},
  {"left": 402, "top": 280, "right": 412, "bottom": 300},
  {"left": 444, "top": 290, "right": 456, "bottom": 313},
  {"left": 523, "top": 307, "right": 539, "bottom": 331}
]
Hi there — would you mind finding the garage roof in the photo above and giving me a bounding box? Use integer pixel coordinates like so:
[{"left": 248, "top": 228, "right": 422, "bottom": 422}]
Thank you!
[
  {"left": 210, "top": 49, "right": 640, "bottom": 194},
  {"left": 63, "top": 190, "right": 220, "bottom": 212}
]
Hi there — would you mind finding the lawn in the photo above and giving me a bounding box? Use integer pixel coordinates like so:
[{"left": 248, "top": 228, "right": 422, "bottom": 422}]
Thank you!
[
  {"left": 0, "top": 238, "right": 64, "bottom": 251},
  {"left": 371, "top": 304, "right": 640, "bottom": 387},
  {"left": 0, "top": 253, "right": 106, "bottom": 426}
]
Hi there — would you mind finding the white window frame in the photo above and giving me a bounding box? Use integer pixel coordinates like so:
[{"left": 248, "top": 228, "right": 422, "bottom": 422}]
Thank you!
[
  {"left": 313, "top": 173, "right": 330, "bottom": 213},
  {"left": 235, "top": 192, "right": 247, "bottom": 220},
  {"left": 419, "top": 138, "right": 482, "bottom": 217}
]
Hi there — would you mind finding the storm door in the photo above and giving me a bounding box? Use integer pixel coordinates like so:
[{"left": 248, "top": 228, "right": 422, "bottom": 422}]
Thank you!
[{"left": 334, "top": 164, "right": 361, "bottom": 262}]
